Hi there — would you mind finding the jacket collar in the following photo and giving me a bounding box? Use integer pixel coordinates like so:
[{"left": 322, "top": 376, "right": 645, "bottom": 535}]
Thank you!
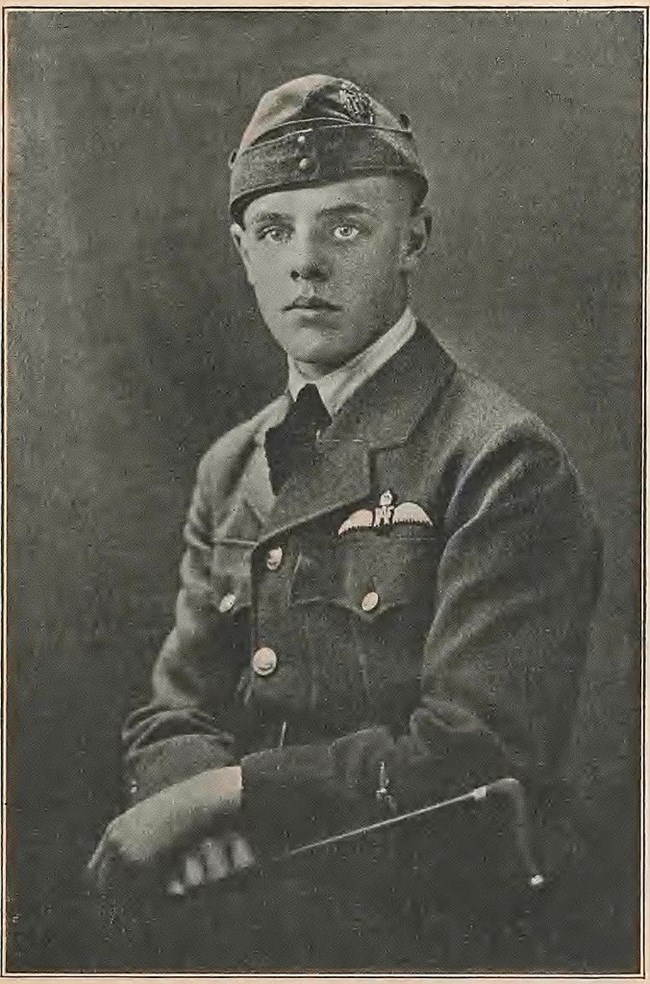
[
  {"left": 243, "top": 325, "right": 455, "bottom": 543},
  {"left": 287, "top": 306, "right": 417, "bottom": 418},
  {"left": 316, "top": 323, "right": 454, "bottom": 450}
]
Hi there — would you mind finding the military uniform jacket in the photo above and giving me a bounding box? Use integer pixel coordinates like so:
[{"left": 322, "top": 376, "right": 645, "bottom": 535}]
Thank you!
[{"left": 124, "top": 326, "right": 601, "bottom": 867}]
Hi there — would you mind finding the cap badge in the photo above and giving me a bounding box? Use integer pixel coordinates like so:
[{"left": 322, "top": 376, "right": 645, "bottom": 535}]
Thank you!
[
  {"left": 337, "top": 491, "right": 433, "bottom": 535},
  {"left": 338, "top": 81, "right": 375, "bottom": 125}
]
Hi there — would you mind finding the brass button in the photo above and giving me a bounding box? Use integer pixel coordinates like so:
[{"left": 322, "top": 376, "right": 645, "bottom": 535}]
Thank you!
[
  {"left": 361, "top": 590, "right": 380, "bottom": 613},
  {"left": 266, "top": 546, "right": 283, "bottom": 571},
  {"left": 218, "top": 592, "right": 236, "bottom": 614},
  {"left": 298, "top": 157, "right": 311, "bottom": 171},
  {"left": 253, "top": 646, "right": 278, "bottom": 677}
]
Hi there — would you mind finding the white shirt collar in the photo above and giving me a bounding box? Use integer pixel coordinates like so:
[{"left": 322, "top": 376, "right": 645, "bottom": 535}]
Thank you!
[{"left": 287, "top": 307, "right": 417, "bottom": 418}]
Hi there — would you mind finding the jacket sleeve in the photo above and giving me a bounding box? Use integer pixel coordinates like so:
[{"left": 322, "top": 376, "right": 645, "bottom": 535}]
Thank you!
[
  {"left": 238, "top": 422, "right": 602, "bottom": 841},
  {"left": 123, "top": 451, "right": 248, "bottom": 804}
]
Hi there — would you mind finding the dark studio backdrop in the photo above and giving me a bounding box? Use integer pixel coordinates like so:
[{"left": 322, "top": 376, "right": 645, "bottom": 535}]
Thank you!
[{"left": 6, "top": 8, "right": 643, "bottom": 971}]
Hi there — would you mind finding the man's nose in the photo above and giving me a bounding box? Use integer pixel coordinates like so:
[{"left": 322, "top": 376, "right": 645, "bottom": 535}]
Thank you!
[{"left": 289, "top": 231, "right": 330, "bottom": 282}]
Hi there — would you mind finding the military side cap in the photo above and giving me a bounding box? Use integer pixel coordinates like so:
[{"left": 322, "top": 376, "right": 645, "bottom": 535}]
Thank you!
[{"left": 229, "top": 74, "right": 428, "bottom": 221}]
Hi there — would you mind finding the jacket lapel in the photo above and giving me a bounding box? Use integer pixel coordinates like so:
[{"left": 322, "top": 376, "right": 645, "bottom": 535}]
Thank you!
[
  {"left": 247, "top": 326, "right": 455, "bottom": 546},
  {"left": 237, "top": 394, "right": 288, "bottom": 527},
  {"left": 259, "top": 438, "right": 371, "bottom": 544}
]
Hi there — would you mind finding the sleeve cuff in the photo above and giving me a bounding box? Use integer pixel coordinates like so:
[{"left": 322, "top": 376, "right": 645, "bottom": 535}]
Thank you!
[
  {"left": 125, "top": 735, "right": 236, "bottom": 804},
  {"left": 240, "top": 742, "right": 334, "bottom": 850},
  {"left": 240, "top": 726, "right": 396, "bottom": 851}
]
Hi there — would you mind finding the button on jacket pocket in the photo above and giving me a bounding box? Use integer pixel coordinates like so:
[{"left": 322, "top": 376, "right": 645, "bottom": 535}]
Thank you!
[
  {"left": 210, "top": 539, "right": 255, "bottom": 616},
  {"left": 265, "top": 546, "right": 284, "bottom": 571},
  {"left": 218, "top": 592, "right": 237, "bottom": 614}
]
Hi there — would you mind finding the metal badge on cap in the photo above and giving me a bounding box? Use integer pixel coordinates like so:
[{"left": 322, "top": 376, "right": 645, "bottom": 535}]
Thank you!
[{"left": 338, "top": 81, "right": 375, "bottom": 124}]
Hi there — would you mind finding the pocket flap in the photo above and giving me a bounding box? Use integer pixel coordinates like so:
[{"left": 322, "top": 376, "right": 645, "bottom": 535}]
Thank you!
[
  {"left": 290, "top": 534, "right": 436, "bottom": 621},
  {"left": 210, "top": 538, "right": 255, "bottom": 614}
]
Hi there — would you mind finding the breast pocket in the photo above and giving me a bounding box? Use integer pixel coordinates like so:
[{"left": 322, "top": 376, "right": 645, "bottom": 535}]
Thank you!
[
  {"left": 290, "top": 532, "right": 441, "bottom": 720},
  {"left": 208, "top": 538, "right": 256, "bottom": 701}
]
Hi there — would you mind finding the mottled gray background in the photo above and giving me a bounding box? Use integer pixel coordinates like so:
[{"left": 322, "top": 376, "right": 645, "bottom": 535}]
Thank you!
[{"left": 6, "top": 8, "right": 643, "bottom": 971}]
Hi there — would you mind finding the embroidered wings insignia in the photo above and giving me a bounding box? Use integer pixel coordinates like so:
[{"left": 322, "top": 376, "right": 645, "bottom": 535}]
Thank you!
[
  {"left": 392, "top": 502, "right": 434, "bottom": 526},
  {"left": 337, "top": 508, "right": 374, "bottom": 535},
  {"left": 338, "top": 492, "right": 433, "bottom": 535}
]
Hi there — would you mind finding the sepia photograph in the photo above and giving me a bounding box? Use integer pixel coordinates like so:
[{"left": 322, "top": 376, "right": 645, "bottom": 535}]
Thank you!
[{"left": 4, "top": 5, "right": 645, "bottom": 974}]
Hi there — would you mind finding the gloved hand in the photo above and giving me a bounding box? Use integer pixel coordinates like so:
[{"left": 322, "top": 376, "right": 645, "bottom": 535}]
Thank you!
[
  {"left": 165, "top": 832, "right": 255, "bottom": 895},
  {"left": 87, "top": 766, "right": 243, "bottom": 894}
]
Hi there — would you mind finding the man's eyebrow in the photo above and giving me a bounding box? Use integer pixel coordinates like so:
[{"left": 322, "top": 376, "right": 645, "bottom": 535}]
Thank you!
[
  {"left": 319, "top": 203, "right": 376, "bottom": 218},
  {"left": 248, "top": 210, "right": 292, "bottom": 227},
  {"left": 247, "top": 203, "right": 376, "bottom": 227}
]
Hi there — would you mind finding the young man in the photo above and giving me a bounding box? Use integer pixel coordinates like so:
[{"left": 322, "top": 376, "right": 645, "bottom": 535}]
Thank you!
[{"left": 89, "top": 76, "right": 601, "bottom": 969}]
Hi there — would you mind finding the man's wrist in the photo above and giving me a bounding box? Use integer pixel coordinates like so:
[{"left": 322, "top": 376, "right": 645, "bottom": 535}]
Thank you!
[
  {"left": 203, "top": 764, "right": 243, "bottom": 814},
  {"left": 173, "top": 765, "right": 242, "bottom": 821}
]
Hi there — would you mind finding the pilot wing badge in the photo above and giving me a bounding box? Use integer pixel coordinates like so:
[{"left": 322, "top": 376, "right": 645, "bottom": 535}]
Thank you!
[{"left": 338, "top": 490, "right": 433, "bottom": 535}]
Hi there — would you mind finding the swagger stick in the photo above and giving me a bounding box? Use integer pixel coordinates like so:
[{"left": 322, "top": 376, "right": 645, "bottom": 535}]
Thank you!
[{"left": 270, "top": 776, "right": 545, "bottom": 889}]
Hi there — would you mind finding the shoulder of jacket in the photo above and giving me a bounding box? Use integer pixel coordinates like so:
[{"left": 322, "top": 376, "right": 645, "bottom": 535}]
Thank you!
[
  {"left": 448, "top": 369, "right": 601, "bottom": 549},
  {"left": 441, "top": 363, "right": 567, "bottom": 458},
  {"left": 436, "top": 363, "right": 600, "bottom": 526}
]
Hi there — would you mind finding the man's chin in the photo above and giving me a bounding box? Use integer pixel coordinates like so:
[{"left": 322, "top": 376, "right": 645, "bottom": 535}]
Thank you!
[
  {"left": 269, "top": 319, "right": 349, "bottom": 367},
  {"left": 290, "top": 347, "right": 349, "bottom": 375}
]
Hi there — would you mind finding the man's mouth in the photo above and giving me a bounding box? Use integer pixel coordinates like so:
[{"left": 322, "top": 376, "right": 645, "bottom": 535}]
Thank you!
[{"left": 285, "top": 296, "right": 340, "bottom": 312}]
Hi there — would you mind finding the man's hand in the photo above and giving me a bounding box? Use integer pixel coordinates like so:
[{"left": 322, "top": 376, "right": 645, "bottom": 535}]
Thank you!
[
  {"left": 166, "top": 832, "right": 255, "bottom": 896},
  {"left": 87, "top": 766, "right": 242, "bottom": 894}
]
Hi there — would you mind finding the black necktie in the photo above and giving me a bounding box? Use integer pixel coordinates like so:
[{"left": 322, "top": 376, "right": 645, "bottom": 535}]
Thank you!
[{"left": 264, "top": 384, "right": 332, "bottom": 495}]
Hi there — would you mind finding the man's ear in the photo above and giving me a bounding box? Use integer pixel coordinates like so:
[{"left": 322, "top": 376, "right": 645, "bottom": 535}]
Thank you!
[
  {"left": 400, "top": 207, "right": 431, "bottom": 274},
  {"left": 230, "top": 222, "right": 254, "bottom": 286}
]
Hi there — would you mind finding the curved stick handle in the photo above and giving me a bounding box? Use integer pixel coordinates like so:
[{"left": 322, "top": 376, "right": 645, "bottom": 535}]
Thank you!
[{"left": 477, "top": 777, "right": 545, "bottom": 889}]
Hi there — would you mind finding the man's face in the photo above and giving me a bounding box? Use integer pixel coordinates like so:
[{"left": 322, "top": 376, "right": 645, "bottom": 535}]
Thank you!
[{"left": 231, "top": 175, "right": 429, "bottom": 375}]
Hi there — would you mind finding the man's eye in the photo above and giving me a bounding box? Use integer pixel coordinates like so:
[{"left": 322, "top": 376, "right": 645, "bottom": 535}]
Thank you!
[
  {"left": 260, "top": 227, "right": 291, "bottom": 243},
  {"left": 332, "top": 225, "right": 360, "bottom": 241}
]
